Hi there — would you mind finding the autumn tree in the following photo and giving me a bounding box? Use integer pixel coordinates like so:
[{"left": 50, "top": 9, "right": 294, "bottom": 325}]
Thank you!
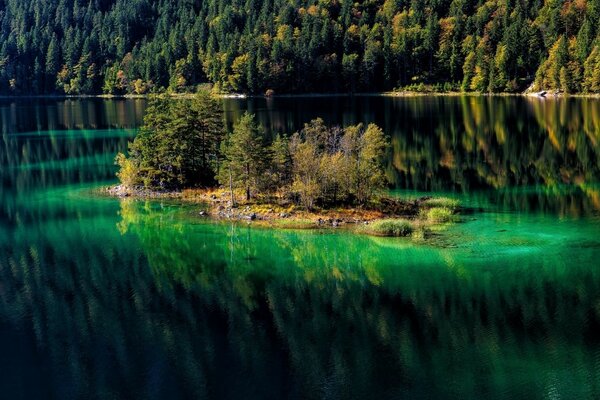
[{"left": 288, "top": 119, "right": 390, "bottom": 208}]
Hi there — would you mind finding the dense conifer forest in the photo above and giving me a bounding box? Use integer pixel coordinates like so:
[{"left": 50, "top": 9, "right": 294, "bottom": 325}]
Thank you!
[{"left": 1, "top": 0, "right": 600, "bottom": 95}]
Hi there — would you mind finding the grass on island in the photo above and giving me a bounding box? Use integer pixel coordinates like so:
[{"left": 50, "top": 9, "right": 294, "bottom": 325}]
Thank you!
[
  {"left": 360, "top": 219, "right": 414, "bottom": 237},
  {"left": 420, "top": 197, "right": 460, "bottom": 224},
  {"left": 423, "top": 207, "right": 458, "bottom": 223},
  {"left": 266, "top": 218, "right": 318, "bottom": 230},
  {"left": 421, "top": 197, "right": 460, "bottom": 210}
]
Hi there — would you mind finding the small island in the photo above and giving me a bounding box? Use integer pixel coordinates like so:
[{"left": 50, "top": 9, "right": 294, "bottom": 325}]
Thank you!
[{"left": 108, "top": 92, "right": 460, "bottom": 237}]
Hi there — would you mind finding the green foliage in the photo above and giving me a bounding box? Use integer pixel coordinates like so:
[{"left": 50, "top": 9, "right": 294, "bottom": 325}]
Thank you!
[
  {"left": 424, "top": 207, "right": 456, "bottom": 223},
  {"left": 363, "top": 219, "right": 413, "bottom": 237},
  {"left": 268, "top": 134, "right": 292, "bottom": 192},
  {"left": 583, "top": 45, "right": 600, "bottom": 93},
  {"left": 422, "top": 197, "right": 460, "bottom": 211},
  {"left": 217, "top": 112, "right": 268, "bottom": 201},
  {"left": 115, "top": 153, "right": 141, "bottom": 188},
  {"left": 116, "top": 92, "right": 225, "bottom": 189},
  {"left": 290, "top": 136, "right": 322, "bottom": 209},
  {"left": 2, "top": 0, "right": 600, "bottom": 94},
  {"left": 289, "top": 119, "right": 390, "bottom": 208}
]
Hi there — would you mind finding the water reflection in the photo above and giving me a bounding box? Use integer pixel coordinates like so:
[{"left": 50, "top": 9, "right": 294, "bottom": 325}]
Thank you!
[
  {"left": 2, "top": 96, "right": 600, "bottom": 194},
  {"left": 2, "top": 200, "right": 600, "bottom": 399},
  {"left": 222, "top": 95, "right": 600, "bottom": 216},
  {"left": 0, "top": 99, "right": 145, "bottom": 133},
  {"left": 1, "top": 97, "right": 600, "bottom": 399}
]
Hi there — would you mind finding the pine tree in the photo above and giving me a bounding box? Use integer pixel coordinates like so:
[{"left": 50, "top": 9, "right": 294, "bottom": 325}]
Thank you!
[
  {"left": 269, "top": 134, "right": 292, "bottom": 192},
  {"left": 218, "top": 112, "right": 268, "bottom": 201},
  {"left": 116, "top": 92, "right": 225, "bottom": 189},
  {"left": 45, "top": 34, "right": 61, "bottom": 92},
  {"left": 583, "top": 45, "right": 600, "bottom": 93}
]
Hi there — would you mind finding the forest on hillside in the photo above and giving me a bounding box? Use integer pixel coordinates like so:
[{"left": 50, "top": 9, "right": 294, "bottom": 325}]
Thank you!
[{"left": 1, "top": 0, "right": 600, "bottom": 95}]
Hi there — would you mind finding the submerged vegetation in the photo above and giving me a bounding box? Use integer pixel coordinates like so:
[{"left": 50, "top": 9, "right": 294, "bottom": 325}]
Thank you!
[
  {"left": 3, "top": 0, "right": 600, "bottom": 95},
  {"left": 113, "top": 94, "right": 460, "bottom": 236}
]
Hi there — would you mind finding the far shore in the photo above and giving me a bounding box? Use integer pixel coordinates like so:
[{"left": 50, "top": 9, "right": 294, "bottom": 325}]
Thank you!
[
  {"left": 101, "top": 185, "right": 461, "bottom": 238},
  {"left": 2, "top": 91, "right": 600, "bottom": 100}
]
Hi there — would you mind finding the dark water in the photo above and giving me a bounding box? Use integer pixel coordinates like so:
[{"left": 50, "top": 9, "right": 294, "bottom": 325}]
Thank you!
[{"left": 1, "top": 96, "right": 600, "bottom": 399}]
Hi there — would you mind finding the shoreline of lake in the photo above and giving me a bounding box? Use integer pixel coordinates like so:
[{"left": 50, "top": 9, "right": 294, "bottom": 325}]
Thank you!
[
  {"left": 2, "top": 91, "right": 600, "bottom": 100},
  {"left": 102, "top": 185, "right": 460, "bottom": 237}
]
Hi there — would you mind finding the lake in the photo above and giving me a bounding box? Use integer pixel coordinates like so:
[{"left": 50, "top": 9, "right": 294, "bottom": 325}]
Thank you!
[{"left": 1, "top": 96, "right": 600, "bottom": 399}]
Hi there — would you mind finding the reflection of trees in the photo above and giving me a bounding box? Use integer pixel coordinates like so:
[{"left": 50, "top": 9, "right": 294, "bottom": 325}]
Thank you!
[
  {"left": 0, "top": 99, "right": 143, "bottom": 189},
  {"left": 1, "top": 200, "right": 600, "bottom": 397},
  {"left": 0, "top": 99, "right": 143, "bottom": 227},
  {"left": 0, "top": 99, "right": 145, "bottom": 133},
  {"left": 388, "top": 97, "right": 600, "bottom": 215},
  {"left": 116, "top": 201, "right": 600, "bottom": 397},
  {"left": 6, "top": 201, "right": 598, "bottom": 397},
  {"left": 392, "top": 97, "right": 600, "bottom": 189},
  {"left": 0, "top": 130, "right": 134, "bottom": 189},
  {"left": 3, "top": 97, "right": 600, "bottom": 397},
  {"left": 222, "top": 96, "right": 600, "bottom": 216},
  {"left": 120, "top": 202, "right": 600, "bottom": 397}
]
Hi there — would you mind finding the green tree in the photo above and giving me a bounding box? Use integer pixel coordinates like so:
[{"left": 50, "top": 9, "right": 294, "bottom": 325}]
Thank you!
[
  {"left": 354, "top": 123, "right": 390, "bottom": 204},
  {"left": 115, "top": 92, "right": 225, "bottom": 189},
  {"left": 3, "top": 0, "right": 600, "bottom": 95},
  {"left": 269, "top": 134, "right": 292, "bottom": 192},
  {"left": 536, "top": 35, "right": 569, "bottom": 90},
  {"left": 341, "top": 123, "right": 389, "bottom": 204},
  {"left": 218, "top": 112, "right": 268, "bottom": 202},
  {"left": 45, "top": 34, "right": 61, "bottom": 92},
  {"left": 583, "top": 45, "right": 600, "bottom": 92}
]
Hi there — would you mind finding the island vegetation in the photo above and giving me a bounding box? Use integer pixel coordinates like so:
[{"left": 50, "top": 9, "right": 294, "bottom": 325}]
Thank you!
[
  {"left": 2, "top": 0, "right": 600, "bottom": 96},
  {"left": 111, "top": 92, "right": 460, "bottom": 236}
]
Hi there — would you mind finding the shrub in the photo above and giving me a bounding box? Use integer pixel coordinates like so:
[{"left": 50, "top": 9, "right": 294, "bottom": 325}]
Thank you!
[
  {"left": 422, "top": 197, "right": 460, "bottom": 211},
  {"left": 365, "top": 219, "right": 413, "bottom": 237},
  {"left": 115, "top": 152, "right": 140, "bottom": 187},
  {"left": 424, "top": 207, "right": 455, "bottom": 223}
]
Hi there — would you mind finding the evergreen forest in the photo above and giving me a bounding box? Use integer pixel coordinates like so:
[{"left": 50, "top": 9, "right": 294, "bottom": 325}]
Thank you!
[{"left": 2, "top": 0, "right": 600, "bottom": 95}]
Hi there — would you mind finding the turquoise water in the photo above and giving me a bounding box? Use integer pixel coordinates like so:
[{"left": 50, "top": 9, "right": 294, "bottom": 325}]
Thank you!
[{"left": 1, "top": 97, "right": 600, "bottom": 399}]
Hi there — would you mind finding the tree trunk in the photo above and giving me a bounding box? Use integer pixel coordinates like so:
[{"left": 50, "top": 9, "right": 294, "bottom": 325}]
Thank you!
[
  {"left": 229, "top": 167, "right": 235, "bottom": 207},
  {"left": 245, "top": 163, "right": 250, "bottom": 201}
]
